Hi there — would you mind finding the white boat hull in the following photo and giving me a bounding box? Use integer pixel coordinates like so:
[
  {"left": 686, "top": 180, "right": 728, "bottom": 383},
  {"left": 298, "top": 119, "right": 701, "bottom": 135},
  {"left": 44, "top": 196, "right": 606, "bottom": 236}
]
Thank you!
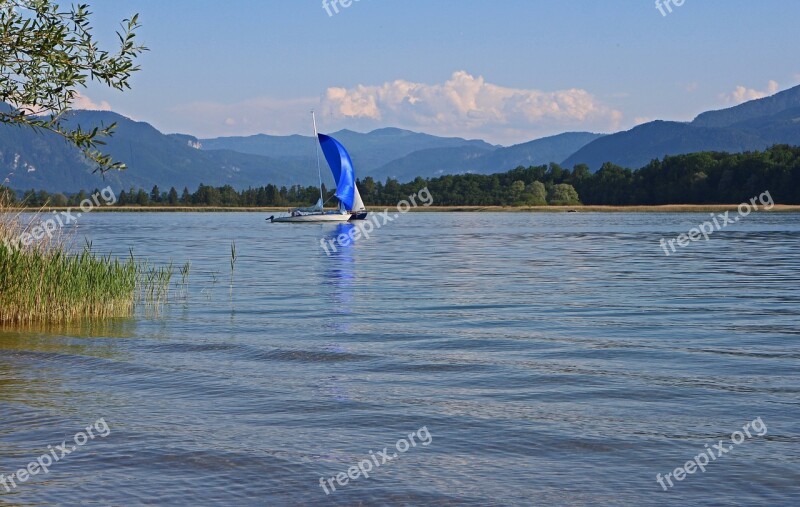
[{"left": 269, "top": 213, "right": 352, "bottom": 223}]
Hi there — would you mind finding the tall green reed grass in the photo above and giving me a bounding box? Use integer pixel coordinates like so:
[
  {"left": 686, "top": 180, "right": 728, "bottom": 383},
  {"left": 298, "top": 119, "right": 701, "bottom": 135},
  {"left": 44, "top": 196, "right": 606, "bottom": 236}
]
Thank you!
[{"left": 0, "top": 195, "right": 171, "bottom": 325}]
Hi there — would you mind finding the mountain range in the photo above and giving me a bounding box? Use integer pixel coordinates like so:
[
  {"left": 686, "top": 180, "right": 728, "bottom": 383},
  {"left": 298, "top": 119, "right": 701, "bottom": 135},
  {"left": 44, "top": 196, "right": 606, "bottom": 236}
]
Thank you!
[
  {"left": 2, "top": 83, "right": 800, "bottom": 193},
  {"left": 565, "top": 84, "right": 800, "bottom": 169}
]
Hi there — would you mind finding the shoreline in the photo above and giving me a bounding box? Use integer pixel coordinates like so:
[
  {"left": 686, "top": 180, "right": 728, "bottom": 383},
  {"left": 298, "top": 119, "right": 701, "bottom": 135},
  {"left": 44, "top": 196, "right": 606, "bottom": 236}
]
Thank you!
[{"left": 7, "top": 204, "right": 800, "bottom": 213}]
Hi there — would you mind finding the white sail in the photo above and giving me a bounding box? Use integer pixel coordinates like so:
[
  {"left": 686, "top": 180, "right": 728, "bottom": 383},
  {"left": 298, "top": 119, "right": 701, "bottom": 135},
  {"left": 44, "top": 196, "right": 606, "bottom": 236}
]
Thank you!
[{"left": 352, "top": 186, "right": 365, "bottom": 212}]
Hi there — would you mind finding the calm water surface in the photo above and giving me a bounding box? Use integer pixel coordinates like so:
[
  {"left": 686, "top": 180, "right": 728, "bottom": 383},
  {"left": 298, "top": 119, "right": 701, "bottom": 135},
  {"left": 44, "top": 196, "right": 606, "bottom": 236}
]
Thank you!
[{"left": 1, "top": 212, "right": 799, "bottom": 506}]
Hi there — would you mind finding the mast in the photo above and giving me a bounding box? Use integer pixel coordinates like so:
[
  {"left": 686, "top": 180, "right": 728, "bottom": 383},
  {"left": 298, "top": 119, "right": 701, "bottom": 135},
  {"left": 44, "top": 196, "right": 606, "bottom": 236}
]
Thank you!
[{"left": 311, "top": 110, "right": 324, "bottom": 207}]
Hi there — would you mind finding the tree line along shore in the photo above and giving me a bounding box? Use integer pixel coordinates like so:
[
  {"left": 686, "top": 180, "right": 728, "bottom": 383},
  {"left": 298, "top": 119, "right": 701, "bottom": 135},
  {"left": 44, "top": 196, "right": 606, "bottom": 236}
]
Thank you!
[{"left": 4, "top": 145, "right": 800, "bottom": 209}]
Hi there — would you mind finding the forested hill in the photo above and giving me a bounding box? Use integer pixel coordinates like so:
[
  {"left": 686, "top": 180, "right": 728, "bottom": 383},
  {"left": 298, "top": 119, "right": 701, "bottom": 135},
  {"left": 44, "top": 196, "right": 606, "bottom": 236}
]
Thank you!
[
  {"left": 7, "top": 145, "right": 800, "bottom": 208},
  {"left": 365, "top": 145, "right": 800, "bottom": 206}
]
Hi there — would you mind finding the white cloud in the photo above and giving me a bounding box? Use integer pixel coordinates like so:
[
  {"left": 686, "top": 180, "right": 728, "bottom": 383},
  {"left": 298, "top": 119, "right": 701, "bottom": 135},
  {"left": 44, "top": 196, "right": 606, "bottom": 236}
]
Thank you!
[
  {"left": 70, "top": 92, "right": 111, "bottom": 111},
  {"left": 721, "top": 80, "right": 780, "bottom": 104},
  {"left": 320, "top": 71, "right": 622, "bottom": 144},
  {"left": 164, "top": 72, "right": 623, "bottom": 145},
  {"left": 4, "top": 91, "right": 111, "bottom": 115}
]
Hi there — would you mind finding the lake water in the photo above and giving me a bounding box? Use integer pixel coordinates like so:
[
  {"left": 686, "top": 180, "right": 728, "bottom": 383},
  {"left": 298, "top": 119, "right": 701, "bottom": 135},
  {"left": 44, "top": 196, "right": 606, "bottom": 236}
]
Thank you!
[{"left": 1, "top": 212, "right": 799, "bottom": 506}]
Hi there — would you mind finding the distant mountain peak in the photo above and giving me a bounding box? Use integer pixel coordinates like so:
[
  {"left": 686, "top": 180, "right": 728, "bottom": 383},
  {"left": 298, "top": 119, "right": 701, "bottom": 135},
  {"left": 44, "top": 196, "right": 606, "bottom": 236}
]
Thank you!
[
  {"left": 692, "top": 83, "right": 800, "bottom": 128},
  {"left": 367, "top": 127, "right": 415, "bottom": 135},
  {"left": 63, "top": 108, "right": 131, "bottom": 122}
]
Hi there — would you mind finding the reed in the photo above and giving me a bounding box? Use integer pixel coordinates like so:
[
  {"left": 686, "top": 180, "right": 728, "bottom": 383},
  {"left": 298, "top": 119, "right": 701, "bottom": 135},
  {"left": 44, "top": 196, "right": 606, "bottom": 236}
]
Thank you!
[
  {"left": 0, "top": 194, "right": 171, "bottom": 325},
  {"left": 229, "top": 240, "right": 237, "bottom": 298},
  {"left": 177, "top": 261, "right": 191, "bottom": 299}
]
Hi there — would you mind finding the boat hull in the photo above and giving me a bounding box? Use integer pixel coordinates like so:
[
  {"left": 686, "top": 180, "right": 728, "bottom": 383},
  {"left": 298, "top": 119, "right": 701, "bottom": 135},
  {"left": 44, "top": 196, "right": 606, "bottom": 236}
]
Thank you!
[{"left": 269, "top": 213, "right": 352, "bottom": 223}]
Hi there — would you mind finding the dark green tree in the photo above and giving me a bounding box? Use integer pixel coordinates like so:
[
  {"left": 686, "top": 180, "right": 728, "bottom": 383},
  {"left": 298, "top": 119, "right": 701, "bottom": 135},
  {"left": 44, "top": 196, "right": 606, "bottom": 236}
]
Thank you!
[
  {"left": 51, "top": 193, "right": 68, "bottom": 207},
  {"left": 522, "top": 181, "right": 547, "bottom": 206},
  {"left": 219, "top": 185, "right": 239, "bottom": 207},
  {"left": 547, "top": 183, "right": 581, "bottom": 205},
  {"left": 70, "top": 189, "right": 87, "bottom": 206},
  {"left": 509, "top": 180, "right": 526, "bottom": 205}
]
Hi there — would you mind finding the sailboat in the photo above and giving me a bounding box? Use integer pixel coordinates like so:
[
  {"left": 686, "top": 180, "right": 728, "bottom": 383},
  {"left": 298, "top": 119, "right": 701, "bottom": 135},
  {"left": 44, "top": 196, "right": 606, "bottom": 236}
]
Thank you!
[{"left": 268, "top": 112, "right": 368, "bottom": 223}]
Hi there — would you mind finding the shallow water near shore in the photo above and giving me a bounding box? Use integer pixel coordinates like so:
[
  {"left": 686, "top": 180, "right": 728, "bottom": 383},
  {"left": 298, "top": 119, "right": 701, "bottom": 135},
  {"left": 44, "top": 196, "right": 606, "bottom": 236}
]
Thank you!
[{"left": 1, "top": 212, "right": 799, "bottom": 505}]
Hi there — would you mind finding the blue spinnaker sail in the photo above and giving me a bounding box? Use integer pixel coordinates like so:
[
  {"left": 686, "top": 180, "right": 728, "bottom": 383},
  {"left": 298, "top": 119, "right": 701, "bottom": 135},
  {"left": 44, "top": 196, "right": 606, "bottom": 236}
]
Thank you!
[{"left": 318, "top": 134, "right": 356, "bottom": 211}]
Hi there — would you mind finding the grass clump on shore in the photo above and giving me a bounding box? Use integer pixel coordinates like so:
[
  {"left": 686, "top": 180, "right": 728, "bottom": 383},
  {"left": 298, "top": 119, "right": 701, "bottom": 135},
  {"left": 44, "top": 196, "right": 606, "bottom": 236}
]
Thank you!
[{"left": 0, "top": 196, "right": 171, "bottom": 325}]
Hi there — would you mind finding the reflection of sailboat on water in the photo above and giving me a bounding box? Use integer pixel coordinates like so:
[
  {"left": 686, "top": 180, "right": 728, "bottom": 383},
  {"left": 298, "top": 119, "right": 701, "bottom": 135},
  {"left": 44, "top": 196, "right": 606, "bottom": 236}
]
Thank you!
[
  {"left": 268, "top": 112, "right": 367, "bottom": 223},
  {"left": 319, "top": 223, "right": 356, "bottom": 402},
  {"left": 323, "top": 223, "right": 356, "bottom": 326}
]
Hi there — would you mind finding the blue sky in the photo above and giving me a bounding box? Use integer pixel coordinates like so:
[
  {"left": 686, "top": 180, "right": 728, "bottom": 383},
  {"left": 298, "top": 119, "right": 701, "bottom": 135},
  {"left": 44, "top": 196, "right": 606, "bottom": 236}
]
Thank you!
[{"left": 82, "top": 0, "right": 800, "bottom": 145}]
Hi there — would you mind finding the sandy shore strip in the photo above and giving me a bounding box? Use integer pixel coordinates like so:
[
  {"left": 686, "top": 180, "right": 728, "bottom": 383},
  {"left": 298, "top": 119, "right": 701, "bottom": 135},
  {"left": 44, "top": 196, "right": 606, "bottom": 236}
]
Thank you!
[{"left": 7, "top": 204, "right": 800, "bottom": 213}]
